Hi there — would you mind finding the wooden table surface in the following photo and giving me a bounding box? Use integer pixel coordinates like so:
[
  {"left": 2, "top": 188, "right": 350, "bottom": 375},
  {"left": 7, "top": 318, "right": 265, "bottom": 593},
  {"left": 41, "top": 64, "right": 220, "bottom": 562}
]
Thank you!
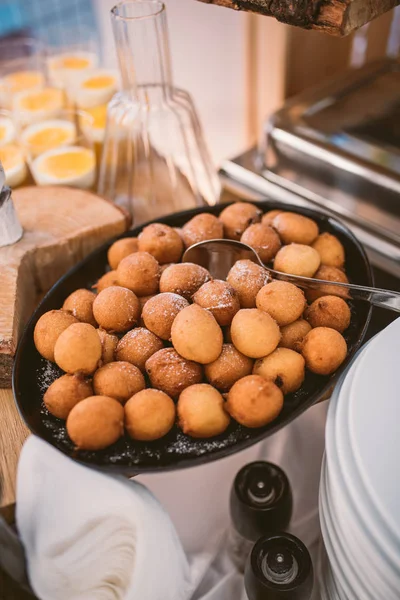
[{"left": 0, "top": 389, "right": 28, "bottom": 509}]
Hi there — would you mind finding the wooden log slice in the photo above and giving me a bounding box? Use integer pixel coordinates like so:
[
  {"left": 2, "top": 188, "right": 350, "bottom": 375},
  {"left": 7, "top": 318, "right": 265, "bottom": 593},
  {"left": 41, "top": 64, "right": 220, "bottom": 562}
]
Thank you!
[
  {"left": 0, "top": 186, "right": 127, "bottom": 387},
  {"left": 197, "top": 0, "right": 400, "bottom": 36}
]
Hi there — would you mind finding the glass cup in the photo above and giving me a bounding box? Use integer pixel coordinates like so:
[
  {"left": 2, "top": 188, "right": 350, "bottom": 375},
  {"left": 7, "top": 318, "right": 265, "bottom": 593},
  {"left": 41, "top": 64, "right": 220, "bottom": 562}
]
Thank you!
[
  {"left": 12, "top": 85, "right": 67, "bottom": 128},
  {"left": 21, "top": 109, "right": 96, "bottom": 190},
  {"left": 0, "top": 108, "right": 28, "bottom": 188},
  {"left": 0, "top": 38, "right": 47, "bottom": 109},
  {"left": 44, "top": 26, "right": 99, "bottom": 91}
]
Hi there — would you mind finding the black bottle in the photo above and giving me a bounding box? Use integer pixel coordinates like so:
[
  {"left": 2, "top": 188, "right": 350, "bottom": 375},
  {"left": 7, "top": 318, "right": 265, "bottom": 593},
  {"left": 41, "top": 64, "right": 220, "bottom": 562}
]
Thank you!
[
  {"left": 245, "top": 533, "right": 313, "bottom": 600},
  {"left": 228, "top": 461, "right": 293, "bottom": 571}
]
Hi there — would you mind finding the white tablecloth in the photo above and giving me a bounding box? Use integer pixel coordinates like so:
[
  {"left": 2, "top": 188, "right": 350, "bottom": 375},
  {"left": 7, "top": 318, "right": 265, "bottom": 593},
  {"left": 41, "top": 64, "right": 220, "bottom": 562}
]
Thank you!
[{"left": 138, "top": 400, "right": 328, "bottom": 599}]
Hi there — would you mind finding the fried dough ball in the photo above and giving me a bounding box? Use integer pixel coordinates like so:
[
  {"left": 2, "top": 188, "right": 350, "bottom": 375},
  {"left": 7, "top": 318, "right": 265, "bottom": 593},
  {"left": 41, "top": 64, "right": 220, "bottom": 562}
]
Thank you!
[
  {"left": 219, "top": 202, "right": 262, "bottom": 240},
  {"left": 306, "top": 265, "right": 349, "bottom": 302},
  {"left": 241, "top": 224, "right": 281, "bottom": 263},
  {"left": 125, "top": 389, "right": 176, "bottom": 441},
  {"left": 181, "top": 213, "right": 224, "bottom": 248},
  {"left": 93, "top": 361, "right": 145, "bottom": 404},
  {"left": 230, "top": 309, "right": 280, "bottom": 359},
  {"left": 312, "top": 233, "right": 345, "bottom": 269},
  {"left": 193, "top": 280, "right": 240, "bottom": 326},
  {"left": 97, "top": 328, "right": 118, "bottom": 364},
  {"left": 34, "top": 310, "right": 78, "bottom": 362},
  {"left": 205, "top": 344, "right": 253, "bottom": 392},
  {"left": 93, "top": 286, "right": 140, "bottom": 332},
  {"left": 272, "top": 212, "right": 319, "bottom": 245},
  {"left": 107, "top": 238, "right": 139, "bottom": 270},
  {"left": 279, "top": 319, "right": 312, "bottom": 352},
  {"left": 138, "top": 223, "right": 183, "bottom": 264},
  {"left": 117, "top": 251, "right": 160, "bottom": 296},
  {"left": 145, "top": 348, "right": 203, "bottom": 398},
  {"left": 305, "top": 296, "right": 351, "bottom": 333},
  {"left": 67, "top": 395, "right": 124, "bottom": 450},
  {"left": 63, "top": 289, "right": 96, "bottom": 326},
  {"left": 116, "top": 327, "right": 163, "bottom": 371},
  {"left": 301, "top": 327, "right": 347, "bottom": 375},
  {"left": 274, "top": 244, "right": 321, "bottom": 277},
  {"left": 253, "top": 348, "right": 305, "bottom": 394},
  {"left": 44, "top": 374, "right": 93, "bottom": 419},
  {"left": 306, "top": 265, "right": 350, "bottom": 302},
  {"left": 256, "top": 281, "right": 306, "bottom": 326},
  {"left": 226, "top": 375, "right": 284, "bottom": 428},
  {"left": 178, "top": 384, "right": 230, "bottom": 438},
  {"left": 142, "top": 292, "right": 189, "bottom": 340},
  {"left": 261, "top": 209, "right": 284, "bottom": 226},
  {"left": 160, "top": 263, "right": 173, "bottom": 274},
  {"left": 139, "top": 294, "right": 156, "bottom": 311},
  {"left": 227, "top": 260, "right": 269, "bottom": 308},
  {"left": 159, "top": 262, "right": 211, "bottom": 300},
  {"left": 92, "top": 270, "right": 118, "bottom": 293},
  {"left": 171, "top": 304, "right": 223, "bottom": 364},
  {"left": 54, "top": 323, "right": 101, "bottom": 375}
]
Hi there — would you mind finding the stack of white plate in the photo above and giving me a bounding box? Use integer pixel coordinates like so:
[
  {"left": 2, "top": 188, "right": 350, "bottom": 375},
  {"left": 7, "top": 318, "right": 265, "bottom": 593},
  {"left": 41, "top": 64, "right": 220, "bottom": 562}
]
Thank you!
[{"left": 319, "top": 317, "right": 400, "bottom": 600}]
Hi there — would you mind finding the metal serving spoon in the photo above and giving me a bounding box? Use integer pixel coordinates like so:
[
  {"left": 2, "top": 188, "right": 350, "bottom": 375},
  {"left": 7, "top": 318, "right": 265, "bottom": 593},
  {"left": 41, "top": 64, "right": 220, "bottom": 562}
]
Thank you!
[{"left": 182, "top": 239, "right": 400, "bottom": 313}]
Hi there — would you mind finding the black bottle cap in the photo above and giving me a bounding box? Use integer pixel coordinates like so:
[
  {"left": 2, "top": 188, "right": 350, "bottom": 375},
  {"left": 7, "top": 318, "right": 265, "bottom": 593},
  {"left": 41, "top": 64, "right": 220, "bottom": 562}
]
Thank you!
[
  {"left": 245, "top": 533, "right": 313, "bottom": 600},
  {"left": 230, "top": 461, "right": 293, "bottom": 541}
]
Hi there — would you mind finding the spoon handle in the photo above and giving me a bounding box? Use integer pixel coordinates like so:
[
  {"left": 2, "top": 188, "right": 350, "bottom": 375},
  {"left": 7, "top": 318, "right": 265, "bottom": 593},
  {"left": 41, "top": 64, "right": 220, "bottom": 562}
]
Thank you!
[{"left": 271, "top": 271, "right": 400, "bottom": 313}]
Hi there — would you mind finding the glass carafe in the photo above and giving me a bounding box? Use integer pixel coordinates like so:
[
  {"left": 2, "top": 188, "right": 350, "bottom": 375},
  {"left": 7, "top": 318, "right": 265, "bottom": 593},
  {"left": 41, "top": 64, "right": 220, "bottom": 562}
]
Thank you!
[{"left": 98, "top": 0, "right": 220, "bottom": 224}]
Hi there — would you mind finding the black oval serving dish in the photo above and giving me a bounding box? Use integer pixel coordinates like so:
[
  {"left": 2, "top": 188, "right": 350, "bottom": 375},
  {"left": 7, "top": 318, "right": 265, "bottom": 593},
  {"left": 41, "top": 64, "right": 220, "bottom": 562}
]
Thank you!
[{"left": 13, "top": 201, "right": 373, "bottom": 475}]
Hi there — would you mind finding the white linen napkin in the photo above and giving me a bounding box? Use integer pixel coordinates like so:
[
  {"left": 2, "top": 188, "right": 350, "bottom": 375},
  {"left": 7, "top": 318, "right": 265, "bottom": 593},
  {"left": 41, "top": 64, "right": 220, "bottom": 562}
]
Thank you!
[{"left": 16, "top": 436, "right": 192, "bottom": 600}]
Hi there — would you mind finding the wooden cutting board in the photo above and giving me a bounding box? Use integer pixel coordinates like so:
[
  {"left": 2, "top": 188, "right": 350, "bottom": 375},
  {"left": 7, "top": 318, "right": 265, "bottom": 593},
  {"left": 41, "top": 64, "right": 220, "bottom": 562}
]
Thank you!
[{"left": 0, "top": 186, "right": 128, "bottom": 388}]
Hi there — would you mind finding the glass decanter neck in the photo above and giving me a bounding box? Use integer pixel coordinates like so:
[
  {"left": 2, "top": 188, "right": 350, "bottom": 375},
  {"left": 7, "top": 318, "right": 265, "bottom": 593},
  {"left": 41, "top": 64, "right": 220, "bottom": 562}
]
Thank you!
[{"left": 111, "top": 0, "right": 173, "bottom": 97}]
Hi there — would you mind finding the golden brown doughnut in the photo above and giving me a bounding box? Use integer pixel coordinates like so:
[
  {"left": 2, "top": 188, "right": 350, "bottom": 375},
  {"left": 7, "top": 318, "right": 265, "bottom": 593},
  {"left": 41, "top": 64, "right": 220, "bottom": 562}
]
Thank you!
[
  {"left": 240, "top": 223, "right": 281, "bottom": 263},
  {"left": 226, "top": 259, "right": 269, "bottom": 308},
  {"left": 171, "top": 304, "right": 223, "bottom": 364},
  {"left": 219, "top": 202, "right": 262, "bottom": 240},
  {"left": 145, "top": 347, "right": 203, "bottom": 398},
  {"left": 107, "top": 238, "right": 139, "bottom": 270},
  {"left": 138, "top": 223, "right": 183, "bottom": 264},
  {"left": 205, "top": 343, "right": 253, "bottom": 392},
  {"left": 67, "top": 395, "right": 124, "bottom": 450},
  {"left": 93, "top": 361, "right": 145, "bottom": 404},
  {"left": 193, "top": 280, "right": 240, "bottom": 326},
  {"left": 93, "top": 286, "right": 140, "bottom": 332},
  {"left": 305, "top": 295, "right": 351, "bottom": 333},
  {"left": 256, "top": 281, "right": 306, "bottom": 326},
  {"left": 272, "top": 212, "right": 319, "bottom": 245},
  {"left": 44, "top": 374, "right": 93, "bottom": 419},
  {"left": 125, "top": 389, "right": 176, "bottom": 441},
  {"left": 279, "top": 319, "right": 312, "bottom": 352},
  {"left": 177, "top": 384, "right": 230, "bottom": 438},
  {"left": 230, "top": 309, "right": 280, "bottom": 358},
  {"left": 301, "top": 327, "right": 347, "bottom": 375},
  {"left": 142, "top": 292, "right": 189, "bottom": 340},
  {"left": 261, "top": 209, "right": 284, "bottom": 226},
  {"left": 159, "top": 262, "right": 211, "bottom": 300},
  {"left": 54, "top": 323, "right": 102, "bottom": 375},
  {"left": 306, "top": 265, "right": 349, "bottom": 302},
  {"left": 253, "top": 348, "right": 305, "bottom": 394},
  {"left": 92, "top": 270, "right": 118, "bottom": 293},
  {"left": 115, "top": 327, "right": 163, "bottom": 371},
  {"left": 117, "top": 251, "right": 160, "bottom": 296},
  {"left": 274, "top": 244, "right": 321, "bottom": 277},
  {"left": 181, "top": 213, "right": 224, "bottom": 248},
  {"left": 97, "top": 328, "right": 118, "bottom": 364},
  {"left": 34, "top": 310, "right": 78, "bottom": 362},
  {"left": 226, "top": 375, "right": 284, "bottom": 428},
  {"left": 312, "top": 233, "right": 345, "bottom": 268},
  {"left": 63, "top": 288, "right": 97, "bottom": 326}
]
